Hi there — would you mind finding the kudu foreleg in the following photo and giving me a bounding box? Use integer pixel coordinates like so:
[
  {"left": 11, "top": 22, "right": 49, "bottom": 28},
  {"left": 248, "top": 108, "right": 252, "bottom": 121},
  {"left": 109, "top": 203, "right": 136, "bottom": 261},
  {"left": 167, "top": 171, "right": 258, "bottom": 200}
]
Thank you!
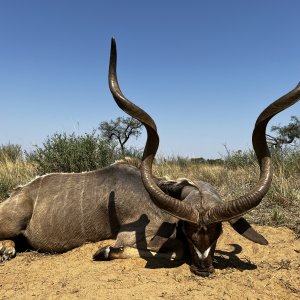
[
  {"left": 93, "top": 235, "right": 184, "bottom": 261},
  {"left": 0, "top": 194, "right": 33, "bottom": 262},
  {"left": 93, "top": 245, "right": 183, "bottom": 261}
]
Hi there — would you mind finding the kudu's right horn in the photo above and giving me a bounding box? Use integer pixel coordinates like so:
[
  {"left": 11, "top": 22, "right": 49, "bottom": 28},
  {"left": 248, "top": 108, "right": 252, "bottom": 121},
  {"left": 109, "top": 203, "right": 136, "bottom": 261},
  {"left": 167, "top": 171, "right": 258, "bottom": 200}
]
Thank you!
[{"left": 108, "top": 37, "right": 300, "bottom": 226}]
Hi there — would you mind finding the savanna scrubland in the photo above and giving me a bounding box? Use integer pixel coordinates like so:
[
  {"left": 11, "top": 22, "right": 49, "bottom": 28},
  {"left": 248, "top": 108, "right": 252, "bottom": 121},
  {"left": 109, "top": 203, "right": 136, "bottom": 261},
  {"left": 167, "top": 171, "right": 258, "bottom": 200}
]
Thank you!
[{"left": 0, "top": 142, "right": 299, "bottom": 299}]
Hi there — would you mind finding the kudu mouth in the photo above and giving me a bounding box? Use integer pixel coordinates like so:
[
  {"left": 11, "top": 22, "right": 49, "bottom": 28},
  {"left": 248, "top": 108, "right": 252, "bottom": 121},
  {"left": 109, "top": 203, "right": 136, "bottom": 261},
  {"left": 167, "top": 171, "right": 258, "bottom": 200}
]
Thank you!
[{"left": 108, "top": 37, "right": 300, "bottom": 225}]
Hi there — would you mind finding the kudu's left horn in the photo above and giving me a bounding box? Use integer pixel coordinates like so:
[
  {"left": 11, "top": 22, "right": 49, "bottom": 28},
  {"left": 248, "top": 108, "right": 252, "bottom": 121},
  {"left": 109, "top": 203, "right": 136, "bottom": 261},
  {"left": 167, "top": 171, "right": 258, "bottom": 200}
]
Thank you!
[
  {"left": 202, "top": 82, "right": 300, "bottom": 225},
  {"left": 109, "top": 38, "right": 199, "bottom": 224}
]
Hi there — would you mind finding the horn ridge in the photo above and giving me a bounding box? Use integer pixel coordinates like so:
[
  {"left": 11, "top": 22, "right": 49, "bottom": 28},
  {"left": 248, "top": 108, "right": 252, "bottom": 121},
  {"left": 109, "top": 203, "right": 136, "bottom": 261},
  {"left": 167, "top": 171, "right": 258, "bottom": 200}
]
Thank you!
[{"left": 108, "top": 38, "right": 199, "bottom": 224}]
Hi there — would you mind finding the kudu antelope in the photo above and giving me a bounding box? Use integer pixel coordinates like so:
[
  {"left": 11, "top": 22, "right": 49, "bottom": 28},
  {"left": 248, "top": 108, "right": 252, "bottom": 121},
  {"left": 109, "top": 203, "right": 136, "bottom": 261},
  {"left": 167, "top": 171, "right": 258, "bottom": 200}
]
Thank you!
[{"left": 0, "top": 39, "right": 299, "bottom": 277}]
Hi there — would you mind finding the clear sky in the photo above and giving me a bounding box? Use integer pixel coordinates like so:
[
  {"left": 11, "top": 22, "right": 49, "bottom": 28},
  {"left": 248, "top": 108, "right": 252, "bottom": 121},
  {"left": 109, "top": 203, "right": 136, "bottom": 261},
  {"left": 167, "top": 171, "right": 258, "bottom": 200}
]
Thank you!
[{"left": 0, "top": 1, "right": 299, "bottom": 158}]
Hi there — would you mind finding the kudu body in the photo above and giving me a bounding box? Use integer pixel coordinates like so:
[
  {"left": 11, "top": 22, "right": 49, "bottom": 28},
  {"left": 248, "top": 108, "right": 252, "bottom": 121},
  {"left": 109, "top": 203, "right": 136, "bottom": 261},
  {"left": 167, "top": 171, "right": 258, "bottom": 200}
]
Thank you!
[{"left": 1, "top": 39, "right": 299, "bottom": 276}]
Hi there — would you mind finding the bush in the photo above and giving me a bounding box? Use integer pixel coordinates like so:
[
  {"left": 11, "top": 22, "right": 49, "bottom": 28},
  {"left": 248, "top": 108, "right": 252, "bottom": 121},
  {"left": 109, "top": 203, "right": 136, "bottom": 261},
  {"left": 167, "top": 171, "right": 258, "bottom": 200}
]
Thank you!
[{"left": 28, "top": 131, "right": 115, "bottom": 174}]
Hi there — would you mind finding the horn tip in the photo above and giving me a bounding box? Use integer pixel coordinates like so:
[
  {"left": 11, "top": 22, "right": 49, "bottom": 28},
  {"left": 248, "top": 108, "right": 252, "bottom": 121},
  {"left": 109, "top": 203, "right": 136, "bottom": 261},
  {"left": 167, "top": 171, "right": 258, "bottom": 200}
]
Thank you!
[
  {"left": 111, "top": 37, "right": 116, "bottom": 47},
  {"left": 110, "top": 38, "right": 117, "bottom": 63}
]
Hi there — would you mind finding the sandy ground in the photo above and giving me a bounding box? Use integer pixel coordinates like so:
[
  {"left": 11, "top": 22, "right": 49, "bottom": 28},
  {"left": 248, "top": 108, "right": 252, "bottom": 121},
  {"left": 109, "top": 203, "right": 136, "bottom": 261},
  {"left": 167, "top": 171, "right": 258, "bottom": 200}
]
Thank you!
[{"left": 0, "top": 224, "right": 299, "bottom": 300}]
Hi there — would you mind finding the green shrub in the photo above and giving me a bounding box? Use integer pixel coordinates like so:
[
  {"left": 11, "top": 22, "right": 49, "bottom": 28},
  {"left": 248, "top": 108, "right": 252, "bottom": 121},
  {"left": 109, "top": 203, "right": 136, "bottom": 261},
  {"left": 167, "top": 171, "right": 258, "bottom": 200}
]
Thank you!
[{"left": 28, "top": 131, "right": 115, "bottom": 174}]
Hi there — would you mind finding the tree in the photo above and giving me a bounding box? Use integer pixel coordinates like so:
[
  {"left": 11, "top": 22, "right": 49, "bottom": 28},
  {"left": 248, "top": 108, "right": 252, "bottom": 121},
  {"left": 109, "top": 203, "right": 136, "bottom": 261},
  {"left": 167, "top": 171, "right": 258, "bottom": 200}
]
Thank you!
[
  {"left": 267, "top": 116, "right": 300, "bottom": 149},
  {"left": 99, "top": 117, "right": 143, "bottom": 156}
]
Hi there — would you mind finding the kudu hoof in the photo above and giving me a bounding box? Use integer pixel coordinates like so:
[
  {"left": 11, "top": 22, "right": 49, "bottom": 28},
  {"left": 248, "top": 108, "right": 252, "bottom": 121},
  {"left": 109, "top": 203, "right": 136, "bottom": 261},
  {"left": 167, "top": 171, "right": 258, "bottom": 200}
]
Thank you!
[
  {"left": 93, "top": 246, "right": 124, "bottom": 261},
  {"left": 0, "top": 240, "right": 16, "bottom": 263}
]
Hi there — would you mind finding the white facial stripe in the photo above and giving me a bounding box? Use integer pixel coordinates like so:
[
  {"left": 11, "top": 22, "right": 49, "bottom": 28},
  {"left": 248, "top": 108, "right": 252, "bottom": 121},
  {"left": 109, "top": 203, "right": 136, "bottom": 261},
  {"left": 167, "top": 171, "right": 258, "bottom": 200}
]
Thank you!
[
  {"left": 193, "top": 245, "right": 203, "bottom": 259},
  {"left": 203, "top": 247, "right": 211, "bottom": 259},
  {"left": 193, "top": 245, "right": 211, "bottom": 260}
]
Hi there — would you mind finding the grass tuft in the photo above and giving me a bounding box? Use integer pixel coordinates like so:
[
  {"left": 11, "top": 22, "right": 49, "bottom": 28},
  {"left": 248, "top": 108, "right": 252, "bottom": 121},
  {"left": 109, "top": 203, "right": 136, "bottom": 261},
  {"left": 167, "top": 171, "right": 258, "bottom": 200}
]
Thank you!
[{"left": 0, "top": 156, "right": 38, "bottom": 201}]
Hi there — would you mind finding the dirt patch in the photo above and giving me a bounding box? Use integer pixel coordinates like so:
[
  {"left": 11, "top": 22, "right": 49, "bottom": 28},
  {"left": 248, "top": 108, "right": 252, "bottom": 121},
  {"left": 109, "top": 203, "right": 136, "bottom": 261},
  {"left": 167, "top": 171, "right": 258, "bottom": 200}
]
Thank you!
[{"left": 1, "top": 224, "right": 299, "bottom": 299}]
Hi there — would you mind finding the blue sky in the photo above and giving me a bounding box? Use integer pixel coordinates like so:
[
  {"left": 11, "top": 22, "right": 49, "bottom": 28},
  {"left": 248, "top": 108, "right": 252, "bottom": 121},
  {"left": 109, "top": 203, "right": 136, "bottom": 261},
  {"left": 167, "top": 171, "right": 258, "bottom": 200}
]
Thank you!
[{"left": 0, "top": 1, "right": 299, "bottom": 158}]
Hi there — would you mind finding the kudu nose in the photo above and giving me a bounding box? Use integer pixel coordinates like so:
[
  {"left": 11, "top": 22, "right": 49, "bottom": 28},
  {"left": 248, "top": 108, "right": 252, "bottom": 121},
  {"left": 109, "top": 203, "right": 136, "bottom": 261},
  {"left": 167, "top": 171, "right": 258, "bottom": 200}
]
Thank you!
[{"left": 190, "top": 264, "right": 215, "bottom": 277}]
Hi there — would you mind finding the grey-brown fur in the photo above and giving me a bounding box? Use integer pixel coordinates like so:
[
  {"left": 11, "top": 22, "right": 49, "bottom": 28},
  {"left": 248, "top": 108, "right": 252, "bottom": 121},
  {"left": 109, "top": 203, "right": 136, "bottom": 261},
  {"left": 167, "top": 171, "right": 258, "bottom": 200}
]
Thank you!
[
  {"left": 0, "top": 160, "right": 266, "bottom": 276},
  {"left": 0, "top": 164, "right": 184, "bottom": 253}
]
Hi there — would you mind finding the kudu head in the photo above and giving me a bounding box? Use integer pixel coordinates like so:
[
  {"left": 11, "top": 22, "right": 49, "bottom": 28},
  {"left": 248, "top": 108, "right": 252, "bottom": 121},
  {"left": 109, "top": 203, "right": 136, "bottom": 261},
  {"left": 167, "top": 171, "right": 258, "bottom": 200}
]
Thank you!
[{"left": 108, "top": 38, "right": 300, "bottom": 276}]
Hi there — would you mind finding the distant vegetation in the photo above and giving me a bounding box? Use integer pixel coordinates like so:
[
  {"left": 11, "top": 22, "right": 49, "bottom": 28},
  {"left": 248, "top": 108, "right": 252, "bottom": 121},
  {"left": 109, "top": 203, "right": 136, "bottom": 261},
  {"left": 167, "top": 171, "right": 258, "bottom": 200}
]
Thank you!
[{"left": 0, "top": 121, "right": 299, "bottom": 235}]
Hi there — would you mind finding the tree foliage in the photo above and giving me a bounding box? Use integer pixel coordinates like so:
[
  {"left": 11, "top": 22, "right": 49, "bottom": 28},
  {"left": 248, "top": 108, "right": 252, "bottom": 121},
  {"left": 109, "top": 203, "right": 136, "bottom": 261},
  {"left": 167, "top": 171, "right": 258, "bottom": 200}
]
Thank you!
[
  {"left": 99, "top": 116, "right": 142, "bottom": 156},
  {"left": 267, "top": 116, "right": 300, "bottom": 149}
]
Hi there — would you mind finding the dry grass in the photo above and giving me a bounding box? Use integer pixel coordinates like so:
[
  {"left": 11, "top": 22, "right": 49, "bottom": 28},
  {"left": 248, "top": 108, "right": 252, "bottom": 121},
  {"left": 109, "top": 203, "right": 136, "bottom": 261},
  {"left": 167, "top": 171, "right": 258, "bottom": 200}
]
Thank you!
[
  {"left": 0, "top": 157, "right": 38, "bottom": 201},
  {"left": 1, "top": 156, "right": 299, "bottom": 234}
]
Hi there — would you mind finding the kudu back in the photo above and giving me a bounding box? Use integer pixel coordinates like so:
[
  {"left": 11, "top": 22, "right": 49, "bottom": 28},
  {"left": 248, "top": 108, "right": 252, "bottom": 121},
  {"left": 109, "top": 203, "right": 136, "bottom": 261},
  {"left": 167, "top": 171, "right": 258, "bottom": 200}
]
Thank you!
[{"left": 0, "top": 38, "right": 299, "bottom": 277}]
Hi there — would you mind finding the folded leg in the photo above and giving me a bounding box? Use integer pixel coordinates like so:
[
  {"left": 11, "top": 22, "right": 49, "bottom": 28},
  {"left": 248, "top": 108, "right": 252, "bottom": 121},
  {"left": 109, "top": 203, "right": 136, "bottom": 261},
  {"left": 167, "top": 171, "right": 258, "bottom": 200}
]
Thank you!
[{"left": 93, "top": 232, "right": 184, "bottom": 261}]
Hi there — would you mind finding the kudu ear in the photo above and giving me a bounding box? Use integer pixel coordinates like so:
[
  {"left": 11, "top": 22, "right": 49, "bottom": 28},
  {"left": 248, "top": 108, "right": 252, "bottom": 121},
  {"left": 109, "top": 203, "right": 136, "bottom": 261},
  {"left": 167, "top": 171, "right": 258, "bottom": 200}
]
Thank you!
[
  {"left": 157, "top": 178, "right": 196, "bottom": 200},
  {"left": 229, "top": 217, "right": 268, "bottom": 245}
]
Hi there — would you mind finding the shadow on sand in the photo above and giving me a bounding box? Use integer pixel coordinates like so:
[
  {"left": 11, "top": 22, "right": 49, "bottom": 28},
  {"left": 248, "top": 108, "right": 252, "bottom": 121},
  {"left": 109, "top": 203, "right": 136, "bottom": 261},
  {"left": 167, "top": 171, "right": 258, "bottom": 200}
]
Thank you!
[
  {"left": 108, "top": 191, "right": 257, "bottom": 272},
  {"left": 214, "top": 244, "right": 257, "bottom": 271}
]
